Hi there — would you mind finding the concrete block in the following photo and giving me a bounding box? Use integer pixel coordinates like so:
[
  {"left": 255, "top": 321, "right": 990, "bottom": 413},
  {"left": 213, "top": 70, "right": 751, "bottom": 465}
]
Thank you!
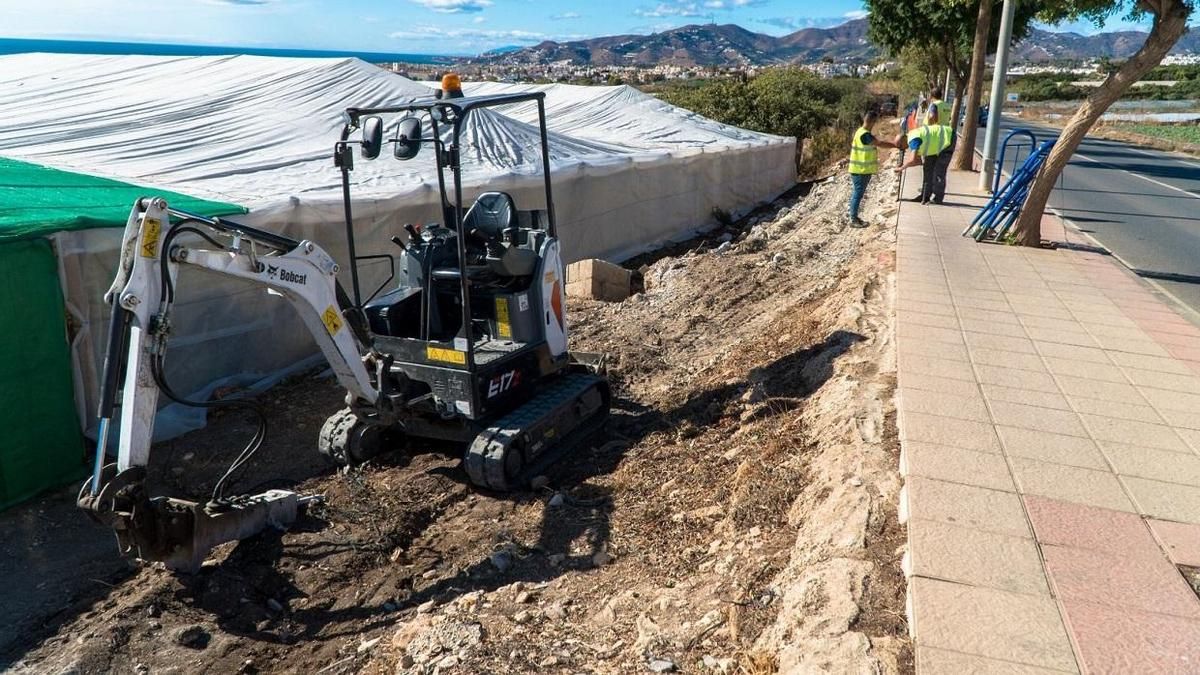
[{"left": 565, "top": 258, "right": 631, "bottom": 302}]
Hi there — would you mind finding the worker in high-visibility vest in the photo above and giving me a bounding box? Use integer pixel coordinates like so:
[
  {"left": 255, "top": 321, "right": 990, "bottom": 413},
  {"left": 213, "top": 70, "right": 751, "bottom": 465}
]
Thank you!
[
  {"left": 848, "top": 109, "right": 897, "bottom": 228},
  {"left": 897, "top": 104, "right": 956, "bottom": 204},
  {"left": 926, "top": 87, "right": 944, "bottom": 123}
]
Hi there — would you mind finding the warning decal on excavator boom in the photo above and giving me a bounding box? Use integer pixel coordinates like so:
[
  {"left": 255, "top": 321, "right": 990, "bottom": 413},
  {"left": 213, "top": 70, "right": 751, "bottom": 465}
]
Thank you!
[
  {"left": 321, "top": 305, "right": 343, "bottom": 335},
  {"left": 139, "top": 218, "right": 161, "bottom": 258},
  {"left": 427, "top": 346, "right": 466, "bottom": 365}
]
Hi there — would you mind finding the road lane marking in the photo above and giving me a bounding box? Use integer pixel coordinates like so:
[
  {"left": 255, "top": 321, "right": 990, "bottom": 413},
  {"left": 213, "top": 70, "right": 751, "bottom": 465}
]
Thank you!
[
  {"left": 1072, "top": 152, "right": 1200, "bottom": 200},
  {"left": 1122, "top": 144, "right": 1200, "bottom": 170}
]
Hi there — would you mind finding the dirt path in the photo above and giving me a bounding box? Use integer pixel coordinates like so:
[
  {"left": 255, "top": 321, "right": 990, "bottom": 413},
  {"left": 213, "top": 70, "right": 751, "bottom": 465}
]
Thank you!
[{"left": 7, "top": 163, "right": 908, "bottom": 675}]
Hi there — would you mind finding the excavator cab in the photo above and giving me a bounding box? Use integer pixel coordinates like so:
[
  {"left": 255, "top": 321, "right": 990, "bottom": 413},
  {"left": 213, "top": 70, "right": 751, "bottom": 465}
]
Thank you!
[
  {"left": 78, "top": 86, "right": 609, "bottom": 572},
  {"left": 324, "top": 89, "right": 609, "bottom": 489}
]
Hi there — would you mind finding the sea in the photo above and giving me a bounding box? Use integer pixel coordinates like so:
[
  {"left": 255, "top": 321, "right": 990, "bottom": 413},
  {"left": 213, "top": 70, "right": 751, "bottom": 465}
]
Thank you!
[{"left": 0, "top": 37, "right": 455, "bottom": 64}]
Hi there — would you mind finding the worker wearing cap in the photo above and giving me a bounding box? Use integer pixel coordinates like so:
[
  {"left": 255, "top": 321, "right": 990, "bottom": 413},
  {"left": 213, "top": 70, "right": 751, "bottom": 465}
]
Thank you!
[
  {"left": 897, "top": 104, "right": 955, "bottom": 204},
  {"left": 848, "top": 109, "right": 897, "bottom": 228}
]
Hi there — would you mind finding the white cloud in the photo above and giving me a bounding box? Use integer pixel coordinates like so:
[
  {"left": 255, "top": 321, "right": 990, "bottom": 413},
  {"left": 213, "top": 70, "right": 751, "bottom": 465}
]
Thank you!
[
  {"left": 844, "top": 9, "right": 868, "bottom": 19},
  {"left": 645, "top": 0, "right": 764, "bottom": 15},
  {"left": 757, "top": 14, "right": 857, "bottom": 32},
  {"left": 388, "top": 24, "right": 561, "bottom": 44},
  {"left": 410, "top": 0, "right": 492, "bottom": 14},
  {"left": 473, "top": 15, "right": 485, "bottom": 23},
  {"left": 551, "top": 11, "right": 582, "bottom": 20},
  {"left": 634, "top": 2, "right": 704, "bottom": 18}
]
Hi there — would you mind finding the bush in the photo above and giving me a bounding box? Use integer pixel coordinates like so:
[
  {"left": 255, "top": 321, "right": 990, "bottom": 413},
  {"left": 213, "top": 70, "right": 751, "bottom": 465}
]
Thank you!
[
  {"left": 798, "top": 126, "right": 850, "bottom": 179},
  {"left": 657, "top": 68, "right": 876, "bottom": 176}
]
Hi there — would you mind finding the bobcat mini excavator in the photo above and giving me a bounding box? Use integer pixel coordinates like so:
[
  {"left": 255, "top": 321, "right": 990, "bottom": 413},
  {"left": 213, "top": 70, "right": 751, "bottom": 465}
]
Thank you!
[{"left": 78, "top": 90, "right": 610, "bottom": 571}]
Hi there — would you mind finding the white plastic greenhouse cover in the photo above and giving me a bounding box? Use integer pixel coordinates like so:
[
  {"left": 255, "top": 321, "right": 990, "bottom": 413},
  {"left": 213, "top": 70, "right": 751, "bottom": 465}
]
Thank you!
[{"left": 0, "top": 54, "right": 795, "bottom": 439}]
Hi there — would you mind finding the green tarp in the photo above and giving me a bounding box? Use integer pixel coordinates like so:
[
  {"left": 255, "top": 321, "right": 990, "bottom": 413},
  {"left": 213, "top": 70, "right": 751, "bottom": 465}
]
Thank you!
[
  {"left": 0, "top": 239, "right": 87, "bottom": 508},
  {"left": 0, "top": 157, "right": 246, "bottom": 508},
  {"left": 0, "top": 156, "right": 245, "bottom": 241}
]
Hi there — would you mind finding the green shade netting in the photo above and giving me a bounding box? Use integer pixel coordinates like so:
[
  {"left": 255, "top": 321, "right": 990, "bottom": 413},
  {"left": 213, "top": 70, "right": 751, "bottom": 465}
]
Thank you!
[
  {"left": 0, "top": 156, "right": 246, "bottom": 241},
  {"left": 0, "top": 157, "right": 246, "bottom": 509},
  {"left": 0, "top": 239, "right": 86, "bottom": 508}
]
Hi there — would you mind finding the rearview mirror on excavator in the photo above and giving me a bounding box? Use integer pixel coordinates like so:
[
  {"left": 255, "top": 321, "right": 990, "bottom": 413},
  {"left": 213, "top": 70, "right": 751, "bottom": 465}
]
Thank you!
[
  {"left": 361, "top": 116, "right": 383, "bottom": 159},
  {"left": 393, "top": 117, "right": 422, "bottom": 160}
]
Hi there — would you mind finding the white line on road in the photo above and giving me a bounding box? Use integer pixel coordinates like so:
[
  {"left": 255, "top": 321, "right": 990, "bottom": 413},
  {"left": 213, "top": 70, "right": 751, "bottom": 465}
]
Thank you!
[
  {"left": 1119, "top": 144, "right": 1200, "bottom": 170},
  {"left": 1072, "top": 151, "right": 1200, "bottom": 200}
]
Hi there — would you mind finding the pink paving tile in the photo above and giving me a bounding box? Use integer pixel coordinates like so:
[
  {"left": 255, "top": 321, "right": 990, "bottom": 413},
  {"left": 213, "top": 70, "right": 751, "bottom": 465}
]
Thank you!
[
  {"left": 1147, "top": 322, "right": 1200, "bottom": 339},
  {"left": 1059, "top": 599, "right": 1200, "bottom": 675},
  {"left": 1168, "top": 344, "right": 1200, "bottom": 365},
  {"left": 1149, "top": 519, "right": 1200, "bottom": 567},
  {"left": 1023, "top": 495, "right": 1160, "bottom": 558},
  {"left": 1042, "top": 544, "right": 1200, "bottom": 619},
  {"left": 1126, "top": 307, "right": 1195, "bottom": 326}
]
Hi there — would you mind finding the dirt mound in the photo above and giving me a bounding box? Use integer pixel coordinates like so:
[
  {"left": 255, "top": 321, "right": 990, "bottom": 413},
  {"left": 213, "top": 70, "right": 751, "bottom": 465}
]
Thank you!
[{"left": 7, "top": 164, "right": 908, "bottom": 674}]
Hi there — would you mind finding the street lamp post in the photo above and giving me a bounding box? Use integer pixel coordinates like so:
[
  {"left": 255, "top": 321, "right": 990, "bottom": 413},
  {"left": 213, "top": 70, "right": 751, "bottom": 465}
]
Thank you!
[{"left": 979, "top": 0, "right": 1018, "bottom": 191}]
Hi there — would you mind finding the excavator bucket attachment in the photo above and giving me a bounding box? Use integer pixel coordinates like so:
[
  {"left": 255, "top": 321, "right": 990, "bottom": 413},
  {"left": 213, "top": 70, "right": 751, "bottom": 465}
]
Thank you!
[{"left": 79, "top": 465, "right": 313, "bottom": 572}]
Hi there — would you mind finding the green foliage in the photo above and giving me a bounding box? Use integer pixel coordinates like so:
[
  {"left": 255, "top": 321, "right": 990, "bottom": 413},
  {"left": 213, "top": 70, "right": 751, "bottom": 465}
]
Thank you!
[
  {"left": 866, "top": 0, "right": 1038, "bottom": 64},
  {"left": 657, "top": 68, "right": 877, "bottom": 176},
  {"left": 1035, "top": 0, "right": 1193, "bottom": 28},
  {"left": 895, "top": 44, "right": 942, "bottom": 100},
  {"left": 658, "top": 68, "right": 872, "bottom": 141},
  {"left": 1144, "top": 63, "right": 1200, "bottom": 80},
  {"left": 1010, "top": 69, "right": 1200, "bottom": 101},
  {"left": 798, "top": 126, "right": 851, "bottom": 178},
  {"left": 1010, "top": 74, "right": 1093, "bottom": 101},
  {"left": 1113, "top": 123, "right": 1200, "bottom": 144}
]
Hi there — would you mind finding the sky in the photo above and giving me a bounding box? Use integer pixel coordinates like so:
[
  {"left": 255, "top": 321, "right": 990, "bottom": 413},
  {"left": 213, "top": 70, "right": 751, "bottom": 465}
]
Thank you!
[{"left": 3, "top": 0, "right": 1162, "bottom": 56}]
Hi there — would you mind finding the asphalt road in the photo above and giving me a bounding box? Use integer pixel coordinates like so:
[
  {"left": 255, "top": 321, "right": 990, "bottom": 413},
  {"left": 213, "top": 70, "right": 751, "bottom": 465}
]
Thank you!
[{"left": 974, "top": 114, "right": 1200, "bottom": 315}]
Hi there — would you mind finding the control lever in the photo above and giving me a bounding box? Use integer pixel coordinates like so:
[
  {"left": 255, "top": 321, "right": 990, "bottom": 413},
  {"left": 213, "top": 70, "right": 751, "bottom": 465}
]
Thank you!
[{"left": 392, "top": 223, "right": 423, "bottom": 252}]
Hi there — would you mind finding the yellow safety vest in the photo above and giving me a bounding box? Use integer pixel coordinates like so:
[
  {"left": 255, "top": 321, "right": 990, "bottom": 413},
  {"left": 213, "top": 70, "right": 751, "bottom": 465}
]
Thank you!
[
  {"left": 849, "top": 127, "right": 878, "bottom": 175},
  {"left": 915, "top": 124, "right": 952, "bottom": 157}
]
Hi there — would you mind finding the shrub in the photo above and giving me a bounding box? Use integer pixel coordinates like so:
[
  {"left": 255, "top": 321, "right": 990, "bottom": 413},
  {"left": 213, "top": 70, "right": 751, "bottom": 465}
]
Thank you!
[{"left": 657, "top": 68, "right": 875, "bottom": 176}]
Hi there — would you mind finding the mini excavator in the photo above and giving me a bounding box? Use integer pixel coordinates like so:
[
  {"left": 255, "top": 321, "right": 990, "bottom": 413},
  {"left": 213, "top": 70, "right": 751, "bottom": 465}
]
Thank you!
[{"left": 78, "top": 86, "right": 610, "bottom": 572}]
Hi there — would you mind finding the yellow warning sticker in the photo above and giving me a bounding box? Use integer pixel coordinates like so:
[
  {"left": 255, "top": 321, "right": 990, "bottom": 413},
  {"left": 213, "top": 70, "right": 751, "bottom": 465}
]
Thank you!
[
  {"left": 321, "top": 305, "right": 343, "bottom": 336},
  {"left": 427, "top": 346, "right": 467, "bottom": 365},
  {"left": 139, "top": 218, "right": 161, "bottom": 258},
  {"left": 495, "top": 297, "right": 512, "bottom": 340}
]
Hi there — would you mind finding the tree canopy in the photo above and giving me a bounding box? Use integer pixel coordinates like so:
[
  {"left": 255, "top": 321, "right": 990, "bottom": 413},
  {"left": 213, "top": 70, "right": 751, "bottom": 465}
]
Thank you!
[{"left": 866, "top": 0, "right": 1038, "bottom": 97}]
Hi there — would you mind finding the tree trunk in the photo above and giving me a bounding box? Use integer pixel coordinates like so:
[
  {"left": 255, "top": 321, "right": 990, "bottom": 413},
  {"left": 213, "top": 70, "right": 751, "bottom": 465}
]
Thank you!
[
  {"left": 951, "top": 0, "right": 994, "bottom": 171},
  {"left": 950, "top": 76, "right": 967, "bottom": 137},
  {"left": 1013, "top": 2, "right": 1191, "bottom": 246}
]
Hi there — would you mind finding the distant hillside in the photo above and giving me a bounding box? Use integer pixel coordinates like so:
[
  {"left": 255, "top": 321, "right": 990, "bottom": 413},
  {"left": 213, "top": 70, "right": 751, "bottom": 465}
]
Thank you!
[
  {"left": 473, "top": 20, "right": 873, "bottom": 67},
  {"left": 1012, "top": 25, "right": 1200, "bottom": 61},
  {"left": 470, "top": 18, "right": 1199, "bottom": 68}
]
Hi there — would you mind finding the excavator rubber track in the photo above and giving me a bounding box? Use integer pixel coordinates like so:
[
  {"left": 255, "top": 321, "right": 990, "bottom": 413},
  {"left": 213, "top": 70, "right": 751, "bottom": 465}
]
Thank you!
[{"left": 464, "top": 372, "right": 610, "bottom": 492}]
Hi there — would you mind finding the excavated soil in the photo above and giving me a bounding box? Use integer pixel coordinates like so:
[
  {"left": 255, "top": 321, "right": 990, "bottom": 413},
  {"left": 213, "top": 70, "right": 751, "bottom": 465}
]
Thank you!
[{"left": 7, "top": 160, "right": 908, "bottom": 674}]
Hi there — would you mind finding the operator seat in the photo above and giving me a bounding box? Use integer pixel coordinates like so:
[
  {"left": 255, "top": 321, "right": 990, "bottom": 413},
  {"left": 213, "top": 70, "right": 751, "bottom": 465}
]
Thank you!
[
  {"left": 463, "top": 192, "right": 516, "bottom": 242},
  {"left": 433, "top": 192, "right": 537, "bottom": 280}
]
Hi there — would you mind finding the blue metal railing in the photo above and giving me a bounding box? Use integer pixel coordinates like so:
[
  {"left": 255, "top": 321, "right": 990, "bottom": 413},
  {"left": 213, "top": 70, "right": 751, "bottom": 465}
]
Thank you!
[
  {"left": 964, "top": 136, "right": 1055, "bottom": 242},
  {"left": 993, "top": 129, "right": 1037, "bottom": 194}
]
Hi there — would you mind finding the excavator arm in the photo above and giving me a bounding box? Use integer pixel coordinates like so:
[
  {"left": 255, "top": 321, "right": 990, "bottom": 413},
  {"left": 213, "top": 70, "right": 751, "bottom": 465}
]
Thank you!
[{"left": 78, "top": 197, "right": 381, "bottom": 572}]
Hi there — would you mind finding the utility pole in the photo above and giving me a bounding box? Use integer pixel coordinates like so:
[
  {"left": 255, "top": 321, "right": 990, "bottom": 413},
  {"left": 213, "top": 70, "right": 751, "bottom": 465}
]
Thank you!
[{"left": 979, "top": 0, "right": 1017, "bottom": 191}]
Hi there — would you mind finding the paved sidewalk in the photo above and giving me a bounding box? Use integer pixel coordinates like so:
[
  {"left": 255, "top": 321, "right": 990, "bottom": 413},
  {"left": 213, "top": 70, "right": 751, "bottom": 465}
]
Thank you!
[{"left": 895, "top": 168, "right": 1200, "bottom": 673}]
